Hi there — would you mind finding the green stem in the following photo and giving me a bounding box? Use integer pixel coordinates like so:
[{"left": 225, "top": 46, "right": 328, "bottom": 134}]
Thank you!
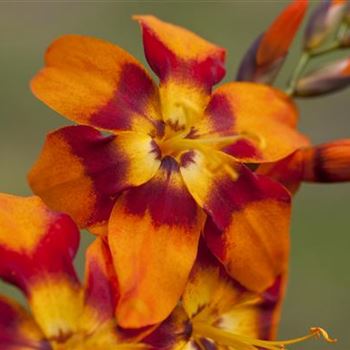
[
  {"left": 285, "top": 21, "right": 349, "bottom": 96},
  {"left": 285, "top": 52, "right": 310, "bottom": 96},
  {"left": 309, "top": 41, "right": 340, "bottom": 57},
  {"left": 337, "top": 22, "right": 349, "bottom": 43}
]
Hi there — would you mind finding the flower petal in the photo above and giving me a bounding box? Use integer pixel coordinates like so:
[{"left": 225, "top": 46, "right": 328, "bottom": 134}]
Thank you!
[
  {"left": 31, "top": 34, "right": 162, "bottom": 134},
  {"left": 183, "top": 242, "right": 286, "bottom": 340},
  {"left": 28, "top": 126, "right": 161, "bottom": 230},
  {"left": 180, "top": 151, "right": 290, "bottom": 292},
  {"left": 143, "top": 305, "right": 191, "bottom": 350},
  {"left": 0, "top": 295, "right": 49, "bottom": 350},
  {"left": 194, "top": 82, "right": 309, "bottom": 162},
  {"left": 257, "top": 151, "right": 304, "bottom": 194},
  {"left": 134, "top": 15, "right": 226, "bottom": 128},
  {"left": 258, "top": 139, "right": 350, "bottom": 192},
  {"left": 108, "top": 157, "right": 205, "bottom": 328},
  {"left": 82, "top": 238, "right": 119, "bottom": 330},
  {"left": 0, "top": 194, "right": 82, "bottom": 340}
]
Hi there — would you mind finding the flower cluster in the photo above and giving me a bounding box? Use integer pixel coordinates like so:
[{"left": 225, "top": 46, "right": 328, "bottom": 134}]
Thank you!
[{"left": 1, "top": 1, "right": 349, "bottom": 349}]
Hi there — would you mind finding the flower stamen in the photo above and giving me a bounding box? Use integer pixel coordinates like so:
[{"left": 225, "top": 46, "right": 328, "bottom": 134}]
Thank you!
[
  {"left": 159, "top": 134, "right": 247, "bottom": 157},
  {"left": 192, "top": 322, "right": 336, "bottom": 350}
]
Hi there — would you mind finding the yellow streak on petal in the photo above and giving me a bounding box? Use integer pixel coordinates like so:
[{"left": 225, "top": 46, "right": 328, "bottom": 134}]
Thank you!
[
  {"left": 114, "top": 132, "right": 161, "bottom": 186},
  {"left": 29, "top": 276, "right": 83, "bottom": 341}
]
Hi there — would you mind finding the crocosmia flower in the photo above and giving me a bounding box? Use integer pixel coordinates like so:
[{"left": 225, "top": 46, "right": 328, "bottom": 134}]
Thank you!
[
  {"left": 0, "top": 194, "right": 136, "bottom": 350},
  {"left": 143, "top": 242, "right": 335, "bottom": 350},
  {"left": 0, "top": 195, "right": 334, "bottom": 350},
  {"left": 28, "top": 15, "right": 309, "bottom": 328}
]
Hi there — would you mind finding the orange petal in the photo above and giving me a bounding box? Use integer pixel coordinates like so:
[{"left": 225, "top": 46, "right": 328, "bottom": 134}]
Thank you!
[
  {"left": 0, "top": 194, "right": 83, "bottom": 340},
  {"left": 194, "top": 82, "right": 309, "bottom": 162},
  {"left": 183, "top": 242, "right": 286, "bottom": 340},
  {"left": 179, "top": 151, "right": 291, "bottom": 292},
  {"left": 108, "top": 157, "right": 205, "bottom": 328},
  {"left": 28, "top": 126, "right": 161, "bottom": 230},
  {"left": 257, "top": 150, "right": 304, "bottom": 194},
  {"left": 82, "top": 238, "right": 119, "bottom": 330},
  {"left": 204, "top": 188, "right": 290, "bottom": 292},
  {"left": 257, "top": 0, "right": 308, "bottom": 66},
  {"left": 0, "top": 295, "right": 48, "bottom": 349},
  {"left": 31, "top": 34, "right": 162, "bottom": 135},
  {"left": 134, "top": 15, "right": 226, "bottom": 128}
]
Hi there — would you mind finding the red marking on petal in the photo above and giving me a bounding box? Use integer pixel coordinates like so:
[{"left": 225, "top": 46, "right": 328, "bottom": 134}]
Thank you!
[
  {"left": 31, "top": 34, "right": 160, "bottom": 134},
  {"left": 29, "top": 125, "right": 160, "bottom": 230},
  {"left": 135, "top": 15, "right": 226, "bottom": 90},
  {"left": 201, "top": 168, "right": 291, "bottom": 292},
  {"left": 224, "top": 139, "right": 263, "bottom": 161},
  {"left": 90, "top": 62, "right": 161, "bottom": 133},
  {"left": 84, "top": 238, "right": 119, "bottom": 324},
  {"left": 0, "top": 195, "right": 82, "bottom": 340},
  {"left": 0, "top": 296, "right": 49, "bottom": 350},
  {"left": 0, "top": 201, "right": 79, "bottom": 293},
  {"left": 124, "top": 156, "right": 199, "bottom": 227},
  {"left": 109, "top": 157, "right": 204, "bottom": 328}
]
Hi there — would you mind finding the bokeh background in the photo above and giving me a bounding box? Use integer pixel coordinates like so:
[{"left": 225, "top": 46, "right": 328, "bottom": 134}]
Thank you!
[{"left": 1, "top": 1, "right": 349, "bottom": 349}]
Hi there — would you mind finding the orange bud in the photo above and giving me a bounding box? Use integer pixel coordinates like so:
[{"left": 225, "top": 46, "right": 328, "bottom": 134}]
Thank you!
[
  {"left": 237, "top": 0, "right": 308, "bottom": 83},
  {"left": 257, "top": 0, "right": 308, "bottom": 66},
  {"left": 302, "top": 139, "right": 350, "bottom": 182}
]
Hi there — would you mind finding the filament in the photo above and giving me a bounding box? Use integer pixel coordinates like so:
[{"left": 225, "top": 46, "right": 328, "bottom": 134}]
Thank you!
[{"left": 192, "top": 322, "right": 336, "bottom": 350}]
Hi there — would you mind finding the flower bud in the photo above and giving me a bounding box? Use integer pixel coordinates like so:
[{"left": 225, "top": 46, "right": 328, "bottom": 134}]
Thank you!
[
  {"left": 344, "top": 1, "right": 350, "bottom": 24},
  {"left": 237, "top": 0, "right": 308, "bottom": 83},
  {"left": 304, "top": 0, "right": 347, "bottom": 51},
  {"left": 295, "top": 57, "right": 350, "bottom": 96},
  {"left": 302, "top": 139, "right": 350, "bottom": 182}
]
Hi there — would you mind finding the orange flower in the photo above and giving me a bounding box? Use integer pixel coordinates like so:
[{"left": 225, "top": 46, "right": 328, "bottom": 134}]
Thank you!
[
  {"left": 143, "top": 242, "right": 336, "bottom": 350},
  {"left": 0, "top": 194, "right": 136, "bottom": 349},
  {"left": 0, "top": 195, "right": 335, "bottom": 350},
  {"left": 28, "top": 15, "right": 309, "bottom": 328}
]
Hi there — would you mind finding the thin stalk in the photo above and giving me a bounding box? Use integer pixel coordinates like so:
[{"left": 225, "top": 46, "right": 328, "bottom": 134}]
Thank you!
[
  {"left": 309, "top": 41, "right": 340, "bottom": 57},
  {"left": 285, "top": 21, "right": 349, "bottom": 96},
  {"left": 285, "top": 52, "right": 310, "bottom": 96}
]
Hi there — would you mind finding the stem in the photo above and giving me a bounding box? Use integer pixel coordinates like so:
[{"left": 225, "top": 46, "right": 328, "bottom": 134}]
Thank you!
[
  {"left": 337, "top": 22, "right": 349, "bottom": 43},
  {"left": 285, "top": 21, "right": 349, "bottom": 96},
  {"left": 309, "top": 41, "right": 340, "bottom": 57},
  {"left": 285, "top": 52, "right": 310, "bottom": 96}
]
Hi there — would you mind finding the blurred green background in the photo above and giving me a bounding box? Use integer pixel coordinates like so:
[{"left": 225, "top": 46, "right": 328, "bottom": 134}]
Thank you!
[{"left": 0, "top": 1, "right": 349, "bottom": 349}]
